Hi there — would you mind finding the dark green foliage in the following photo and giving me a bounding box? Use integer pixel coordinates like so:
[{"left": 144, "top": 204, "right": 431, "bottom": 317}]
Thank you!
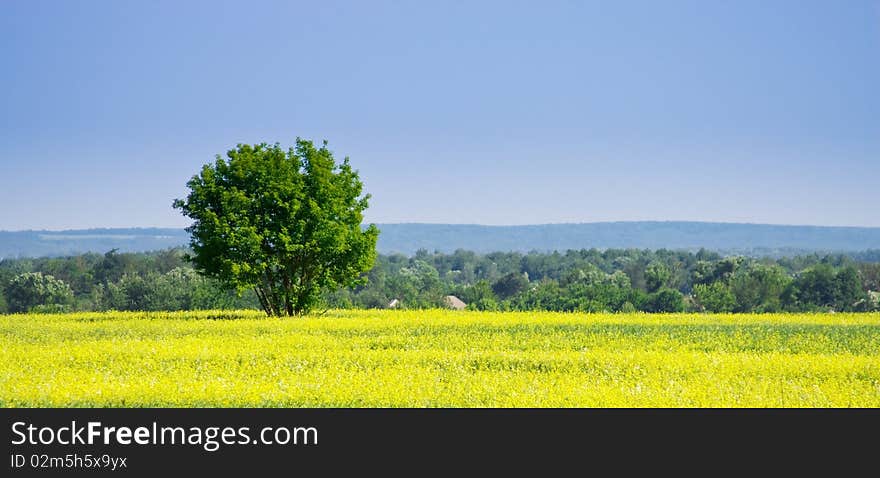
[
  {"left": 645, "top": 288, "right": 685, "bottom": 313},
  {"left": 833, "top": 267, "right": 866, "bottom": 310},
  {"left": 858, "top": 263, "right": 880, "bottom": 292},
  {"left": 513, "top": 280, "right": 565, "bottom": 311},
  {"left": 492, "top": 272, "right": 529, "bottom": 299},
  {"left": 4, "top": 272, "right": 74, "bottom": 313},
  {"left": 729, "top": 264, "right": 790, "bottom": 312},
  {"left": 1, "top": 246, "right": 877, "bottom": 314},
  {"left": 645, "top": 261, "right": 672, "bottom": 293},
  {"left": 107, "top": 273, "right": 152, "bottom": 311},
  {"left": 93, "top": 249, "right": 138, "bottom": 284},
  {"left": 0, "top": 249, "right": 259, "bottom": 313},
  {"left": 693, "top": 282, "right": 736, "bottom": 313},
  {"left": 782, "top": 265, "right": 869, "bottom": 312},
  {"left": 790, "top": 264, "right": 836, "bottom": 308},
  {"left": 173, "top": 140, "right": 379, "bottom": 316},
  {"left": 103, "top": 268, "right": 258, "bottom": 312},
  {"left": 692, "top": 256, "right": 744, "bottom": 287},
  {"left": 458, "top": 280, "right": 498, "bottom": 311}
]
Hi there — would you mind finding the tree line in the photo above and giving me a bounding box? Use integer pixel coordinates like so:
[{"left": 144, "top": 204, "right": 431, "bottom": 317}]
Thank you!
[{"left": 1, "top": 247, "right": 878, "bottom": 314}]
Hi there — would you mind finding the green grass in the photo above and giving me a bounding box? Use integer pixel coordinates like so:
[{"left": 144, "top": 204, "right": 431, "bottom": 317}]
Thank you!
[{"left": 2, "top": 310, "right": 879, "bottom": 407}]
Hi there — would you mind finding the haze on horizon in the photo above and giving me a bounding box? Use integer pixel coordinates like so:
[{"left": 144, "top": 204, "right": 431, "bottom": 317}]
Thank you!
[{"left": 1, "top": 1, "right": 878, "bottom": 231}]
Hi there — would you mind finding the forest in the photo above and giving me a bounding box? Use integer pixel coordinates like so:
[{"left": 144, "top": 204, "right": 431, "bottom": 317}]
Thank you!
[{"left": 1, "top": 247, "right": 878, "bottom": 314}]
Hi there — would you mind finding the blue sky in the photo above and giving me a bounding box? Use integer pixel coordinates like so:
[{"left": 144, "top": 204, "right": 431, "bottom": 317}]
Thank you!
[{"left": 1, "top": 0, "right": 878, "bottom": 230}]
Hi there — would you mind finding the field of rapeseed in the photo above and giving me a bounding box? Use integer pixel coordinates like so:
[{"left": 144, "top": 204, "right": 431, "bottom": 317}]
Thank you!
[{"left": 2, "top": 310, "right": 879, "bottom": 407}]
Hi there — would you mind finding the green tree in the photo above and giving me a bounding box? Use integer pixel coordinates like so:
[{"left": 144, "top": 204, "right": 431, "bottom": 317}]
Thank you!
[
  {"left": 857, "top": 263, "right": 880, "bottom": 292},
  {"left": 461, "top": 280, "right": 498, "bottom": 311},
  {"left": 492, "top": 272, "right": 529, "bottom": 299},
  {"left": 514, "top": 280, "right": 563, "bottom": 311},
  {"left": 645, "top": 262, "right": 671, "bottom": 293},
  {"left": 397, "top": 260, "right": 444, "bottom": 307},
  {"left": 692, "top": 261, "right": 717, "bottom": 286},
  {"left": 105, "top": 273, "right": 152, "bottom": 311},
  {"left": 173, "top": 140, "right": 379, "bottom": 316},
  {"left": 782, "top": 264, "right": 867, "bottom": 312},
  {"left": 93, "top": 249, "right": 137, "bottom": 284},
  {"left": 785, "top": 264, "right": 836, "bottom": 311},
  {"left": 833, "top": 266, "right": 867, "bottom": 311},
  {"left": 608, "top": 270, "right": 632, "bottom": 289},
  {"left": 644, "top": 288, "right": 685, "bottom": 313},
  {"left": 4, "top": 272, "right": 74, "bottom": 313},
  {"left": 730, "top": 264, "right": 790, "bottom": 312},
  {"left": 693, "top": 282, "right": 736, "bottom": 313}
]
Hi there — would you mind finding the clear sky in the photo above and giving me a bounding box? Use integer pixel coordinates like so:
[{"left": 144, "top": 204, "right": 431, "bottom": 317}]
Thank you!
[{"left": 1, "top": 0, "right": 878, "bottom": 230}]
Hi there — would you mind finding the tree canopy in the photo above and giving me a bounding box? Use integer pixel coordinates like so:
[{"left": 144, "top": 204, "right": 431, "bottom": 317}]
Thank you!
[
  {"left": 1, "top": 246, "right": 877, "bottom": 314},
  {"left": 173, "top": 140, "right": 379, "bottom": 316},
  {"left": 4, "top": 272, "right": 73, "bottom": 313}
]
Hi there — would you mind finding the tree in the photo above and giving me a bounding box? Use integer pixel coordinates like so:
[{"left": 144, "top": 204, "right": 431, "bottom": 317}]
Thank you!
[
  {"left": 4, "top": 272, "right": 74, "bottom": 313},
  {"left": 692, "top": 261, "right": 718, "bottom": 286},
  {"left": 645, "top": 262, "right": 671, "bottom": 293},
  {"left": 644, "top": 288, "right": 685, "bottom": 313},
  {"left": 106, "top": 273, "right": 153, "bottom": 311},
  {"left": 833, "top": 266, "right": 867, "bottom": 311},
  {"left": 492, "top": 272, "right": 529, "bottom": 299},
  {"left": 781, "top": 264, "right": 866, "bottom": 312},
  {"left": 460, "top": 280, "right": 498, "bottom": 311},
  {"left": 173, "top": 140, "right": 379, "bottom": 316},
  {"left": 729, "top": 264, "right": 790, "bottom": 312},
  {"left": 514, "top": 280, "right": 564, "bottom": 311},
  {"left": 93, "top": 249, "right": 137, "bottom": 284},
  {"left": 392, "top": 260, "right": 444, "bottom": 308},
  {"left": 857, "top": 263, "right": 880, "bottom": 292},
  {"left": 692, "top": 257, "right": 743, "bottom": 286},
  {"left": 693, "top": 282, "right": 736, "bottom": 313},
  {"left": 785, "top": 264, "right": 836, "bottom": 311}
]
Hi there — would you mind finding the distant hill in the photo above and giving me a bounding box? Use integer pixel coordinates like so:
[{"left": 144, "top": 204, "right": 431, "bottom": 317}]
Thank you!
[
  {"left": 0, "top": 228, "right": 191, "bottom": 259},
  {"left": 374, "top": 222, "right": 880, "bottom": 255},
  {"left": 2, "top": 222, "right": 880, "bottom": 259}
]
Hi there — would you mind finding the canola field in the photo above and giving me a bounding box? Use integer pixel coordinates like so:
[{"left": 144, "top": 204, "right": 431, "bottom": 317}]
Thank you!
[{"left": 2, "top": 310, "right": 879, "bottom": 407}]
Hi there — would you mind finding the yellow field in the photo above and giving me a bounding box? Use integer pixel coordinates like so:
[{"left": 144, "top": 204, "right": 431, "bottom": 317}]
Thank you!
[{"left": 2, "top": 310, "right": 879, "bottom": 407}]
